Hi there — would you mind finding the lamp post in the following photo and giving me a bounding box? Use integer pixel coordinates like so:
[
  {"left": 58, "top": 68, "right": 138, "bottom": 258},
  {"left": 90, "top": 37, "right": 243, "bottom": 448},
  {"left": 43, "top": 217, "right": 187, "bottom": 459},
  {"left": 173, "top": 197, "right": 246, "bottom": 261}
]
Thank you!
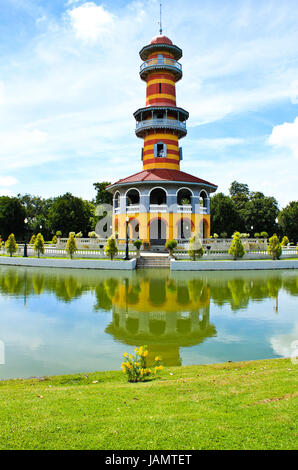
[
  {"left": 23, "top": 218, "right": 28, "bottom": 258},
  {"left": 124, "top": 216, "right": 129, "bottom": 260}
]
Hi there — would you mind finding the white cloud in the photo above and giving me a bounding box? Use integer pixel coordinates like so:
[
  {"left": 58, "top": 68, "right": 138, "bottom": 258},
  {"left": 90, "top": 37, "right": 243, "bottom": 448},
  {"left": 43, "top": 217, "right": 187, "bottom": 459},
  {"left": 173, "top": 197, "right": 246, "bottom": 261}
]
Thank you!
[
  {"left": 268, "top": 117, "right": 298, "bottom": 158},
  {"left": 0, "top": 176, "right": 17, "bottom": 186},
  {"left": 67, "top": 2, "right": 114, "bottom": 42},
  {"left": 0, "top": 189, "right": 15, "bottom": 197},
  {"left": 270, "top": 323, "right": 298, "bottom": 358}
]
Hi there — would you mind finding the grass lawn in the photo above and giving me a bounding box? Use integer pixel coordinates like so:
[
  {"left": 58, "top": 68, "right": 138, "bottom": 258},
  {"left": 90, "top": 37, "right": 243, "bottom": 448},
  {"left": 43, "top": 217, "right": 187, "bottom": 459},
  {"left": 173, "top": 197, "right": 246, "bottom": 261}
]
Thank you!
[{"left": 0, "top": 358, "right": 297, "bottom": 450}]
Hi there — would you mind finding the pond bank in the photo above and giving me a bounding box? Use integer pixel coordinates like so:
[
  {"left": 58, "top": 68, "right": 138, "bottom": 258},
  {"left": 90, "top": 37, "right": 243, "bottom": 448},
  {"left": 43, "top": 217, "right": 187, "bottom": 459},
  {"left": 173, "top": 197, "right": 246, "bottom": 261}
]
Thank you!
[
  {"left": 171, "top": 259, "right": 298, "bottom": 271},
  {"left": 0, "top": 358, "right": 296, "bottom": 450},
  {"left": 1, "top": 256, "right": 298, "bottom": 271},
  {"left": 0, "top": 256, "right": 136, "bottom": 270}
]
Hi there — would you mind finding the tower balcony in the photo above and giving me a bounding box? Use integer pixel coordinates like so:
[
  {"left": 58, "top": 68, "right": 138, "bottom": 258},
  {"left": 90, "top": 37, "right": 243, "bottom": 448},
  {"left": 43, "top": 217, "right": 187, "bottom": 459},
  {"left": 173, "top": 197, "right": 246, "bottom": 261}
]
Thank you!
[
  {"left": 135, "top": 118, "right": 187, "bottom": 138},
  {"left": 140, "top": 58, "right": 182, "bottom": 81}
]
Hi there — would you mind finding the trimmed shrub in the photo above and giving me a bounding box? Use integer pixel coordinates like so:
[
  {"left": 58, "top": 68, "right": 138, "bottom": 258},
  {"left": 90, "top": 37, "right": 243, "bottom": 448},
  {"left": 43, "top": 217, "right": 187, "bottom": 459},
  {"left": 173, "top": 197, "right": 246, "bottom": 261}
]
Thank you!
[
  {"left": 281, "top": 236, "right": 289, "bottom": 247},
  {"left": 34, "top": 233, "right": 45, "bottom": 258},
  {"left": 188, "top": 234, "right": 204, "bottom": 261},
  {"left": 267, "top": 234, "right": 282, "bottom": 260},
  {"left": 66, "top": 233, "right": 77, "bottom": 259},
  {"left": 5, "top": 234, "right": 18, "bottom": 257},
  {"left": 29, "top": 234, "right": 36, "bottom": 245},
  {"left": 228, "top": 232, "right": 245, "bottom": 259},
  {"left": 104, "top": 235, "right": 118, "bottom": 260}
]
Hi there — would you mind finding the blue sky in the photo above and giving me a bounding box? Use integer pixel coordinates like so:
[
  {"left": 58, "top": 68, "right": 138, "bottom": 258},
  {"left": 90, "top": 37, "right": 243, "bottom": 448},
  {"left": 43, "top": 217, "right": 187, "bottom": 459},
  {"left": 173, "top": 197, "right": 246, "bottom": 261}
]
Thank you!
[{"left": 0, "top": 0, "right": 297, "bottom": 207}]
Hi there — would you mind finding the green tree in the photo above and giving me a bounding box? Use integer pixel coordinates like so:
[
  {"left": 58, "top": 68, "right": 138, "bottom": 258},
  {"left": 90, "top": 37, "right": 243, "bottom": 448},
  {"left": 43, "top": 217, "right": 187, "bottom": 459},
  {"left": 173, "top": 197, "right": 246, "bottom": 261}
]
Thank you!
[
  {"left": 228, "top": 232, "right": 245, "bottom": 260},
  {"left": 104, "top": 236, "right": 118, "bottom": 260},
  {"left": 229, "top": 181, "right": 250, "bottom": 232},
  {"left": 93, "top": 182, "right": 113, "bottom": 205},
  {"left": 48, "top": 193, "right": 92, "bottom": 237},
  {"left": 66, "top": 233, "right": 78, "bottom": 259},
  {"left": 278, "top": 201, "right": 298, "bottom": 243},
  {"left": 267, "top": 234, "right": 282, "bottom": 260},
  {"left": 34, "top": 233, "right": 45, "bottom": 258},
  {"left": 210, "top": 193, "right": 242, "bottom": 236},
  {"left": 0, "top": 197, "right": 25, "bottom": 239},
  {"left": 242, "top": 192, "right": 279, "bottom": 235},
  {"left": 17, "top": 194, "right": 53, "bottom": 239},
  {"left": 188, "top": 234, "right": 204, "bottom": 260},
  {"left": 51, "top": 235, "right": 57, "bottom": 245},
  {"left": 5, "top": 233, "right": 18, "bottom": 257}
]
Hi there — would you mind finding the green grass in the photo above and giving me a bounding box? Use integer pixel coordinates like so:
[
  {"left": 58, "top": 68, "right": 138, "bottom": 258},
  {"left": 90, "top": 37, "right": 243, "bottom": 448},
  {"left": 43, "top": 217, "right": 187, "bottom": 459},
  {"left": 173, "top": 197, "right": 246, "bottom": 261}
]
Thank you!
[{"left": 0, "top": 359, "right": 297, "bottom": 450}]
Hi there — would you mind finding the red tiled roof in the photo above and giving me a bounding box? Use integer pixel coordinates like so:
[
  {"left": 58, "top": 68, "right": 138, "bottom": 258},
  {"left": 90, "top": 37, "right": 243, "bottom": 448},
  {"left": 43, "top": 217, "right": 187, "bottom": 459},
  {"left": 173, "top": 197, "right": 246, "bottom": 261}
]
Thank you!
[
  {"left": 150, "top": 35, "right": 173, "bottom": 45},
  {"left": 107, "top": 169, "right": 217, "bottom": 189}
]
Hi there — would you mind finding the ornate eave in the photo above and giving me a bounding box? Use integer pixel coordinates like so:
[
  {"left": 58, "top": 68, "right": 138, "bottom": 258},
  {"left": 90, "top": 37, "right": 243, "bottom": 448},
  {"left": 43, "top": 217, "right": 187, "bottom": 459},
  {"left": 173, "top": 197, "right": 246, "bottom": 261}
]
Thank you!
[{"left": 139, "top": 43, "right": 182, "bottom": 61}]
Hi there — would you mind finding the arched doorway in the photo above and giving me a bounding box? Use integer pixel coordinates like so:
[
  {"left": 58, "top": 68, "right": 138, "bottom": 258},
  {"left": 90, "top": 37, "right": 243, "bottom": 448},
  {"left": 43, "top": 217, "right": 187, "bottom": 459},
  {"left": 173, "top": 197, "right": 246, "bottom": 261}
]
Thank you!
[
  {"left": 150, "top": 218, "right": 167, "bottom": 246},
  {"left": 177, "top": 217, "right": 192, "bottom": 239},
  {"left": 200, "top": 219, "right": 209, "bottom": 239},
  {"left": 128, "top": 218, "right": 140, "bottom": 240}
]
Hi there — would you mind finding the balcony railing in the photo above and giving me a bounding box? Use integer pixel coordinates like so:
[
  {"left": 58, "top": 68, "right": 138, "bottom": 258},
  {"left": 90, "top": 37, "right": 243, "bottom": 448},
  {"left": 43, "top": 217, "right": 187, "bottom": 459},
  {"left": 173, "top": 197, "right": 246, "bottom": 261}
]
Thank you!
[
  {"left": 136, "top": 118, "right": 186, "bottom": 132},
  {"left": 140, "top": 58, "right": 182, "bottom": 74},
  {"left": 150, "top": 204, "right": 167, "bottom": 213},
  {"left": 113, "top": 205, "right": 208, "bottom": 215},
  {"left": 126, "top": 205, "right": 140, "bottom": 213},
  {"left": 177, "top": 204, "right": 192, "bottom": 213}
]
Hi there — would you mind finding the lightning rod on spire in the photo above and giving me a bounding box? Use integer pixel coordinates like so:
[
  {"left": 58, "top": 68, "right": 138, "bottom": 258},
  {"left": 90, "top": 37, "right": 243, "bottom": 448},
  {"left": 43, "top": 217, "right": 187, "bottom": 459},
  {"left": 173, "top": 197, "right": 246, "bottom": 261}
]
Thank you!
[{"left": 159, "top": 1, "right": 163, "bottom": 35}]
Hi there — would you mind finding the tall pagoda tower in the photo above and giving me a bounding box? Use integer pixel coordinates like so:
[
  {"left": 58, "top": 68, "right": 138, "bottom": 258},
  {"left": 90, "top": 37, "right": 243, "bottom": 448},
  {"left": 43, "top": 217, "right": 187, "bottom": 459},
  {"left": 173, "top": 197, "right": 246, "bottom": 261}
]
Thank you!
[{"left": 108, "top": 28, "right": 217, "bottom": 248}]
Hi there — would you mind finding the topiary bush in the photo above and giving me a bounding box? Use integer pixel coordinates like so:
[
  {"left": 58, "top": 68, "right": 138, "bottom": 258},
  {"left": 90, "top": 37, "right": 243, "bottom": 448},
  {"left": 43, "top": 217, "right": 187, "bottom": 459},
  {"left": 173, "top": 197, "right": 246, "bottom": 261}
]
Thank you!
[
  {"left": 188, "top": 234, "right": 204, "bottom": 260},
  {"left": 267, "top": 234, "right": 282, "bottom": 260},
  {"left": 5, "top": 234, "right": 18, "bottom": 257},
  {"left": 66, "top": 233, "right": 78, "bottom": 259},
  {"left": 104, "top": 235, "right": 118, "bottom": 260},
  {"left": 228, "top": 232, "right": 245, "bottom": 260},
  {"left": 34, "top": 233, "right": 45, "bottom": 258}
]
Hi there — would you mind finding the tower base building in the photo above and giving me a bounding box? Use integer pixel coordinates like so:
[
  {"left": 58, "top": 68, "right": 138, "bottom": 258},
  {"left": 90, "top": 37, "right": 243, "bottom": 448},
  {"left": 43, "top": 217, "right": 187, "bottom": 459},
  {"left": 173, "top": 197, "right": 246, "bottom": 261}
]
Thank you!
[{"left": 108, "top": 34, "right": 217, "bottom": 247}]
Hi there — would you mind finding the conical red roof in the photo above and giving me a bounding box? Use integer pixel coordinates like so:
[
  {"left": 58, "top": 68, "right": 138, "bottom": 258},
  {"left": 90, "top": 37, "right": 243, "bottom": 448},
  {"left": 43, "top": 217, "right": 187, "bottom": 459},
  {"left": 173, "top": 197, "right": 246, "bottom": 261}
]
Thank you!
[{"left": 150, "top": 35, "right": 173, "bottom": 45}]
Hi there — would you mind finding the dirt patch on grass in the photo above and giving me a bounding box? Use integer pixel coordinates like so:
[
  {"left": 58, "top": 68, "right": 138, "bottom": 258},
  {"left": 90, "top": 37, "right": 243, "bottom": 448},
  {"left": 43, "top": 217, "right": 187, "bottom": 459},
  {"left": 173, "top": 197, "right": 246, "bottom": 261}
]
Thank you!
[{"left": 254, "top": 392, "right": 298, "bottom": 405}]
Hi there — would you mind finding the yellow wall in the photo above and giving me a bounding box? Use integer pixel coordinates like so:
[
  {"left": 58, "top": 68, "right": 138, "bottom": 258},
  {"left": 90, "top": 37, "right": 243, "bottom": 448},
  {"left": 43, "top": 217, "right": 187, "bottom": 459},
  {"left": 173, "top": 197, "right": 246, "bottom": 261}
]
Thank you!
[{"left": 114, "top": 212, "right": 211, "bottom": 243}]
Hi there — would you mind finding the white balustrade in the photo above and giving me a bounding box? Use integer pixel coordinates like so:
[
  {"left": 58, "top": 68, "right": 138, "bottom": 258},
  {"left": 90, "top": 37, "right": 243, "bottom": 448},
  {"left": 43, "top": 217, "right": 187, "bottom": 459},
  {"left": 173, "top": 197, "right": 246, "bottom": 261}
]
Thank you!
[
  {"left": 149, "top": 204, "right": 167, "bottom": 213},
  {"left": 177, "top": 204, "right": 192, "bottom": 213}
]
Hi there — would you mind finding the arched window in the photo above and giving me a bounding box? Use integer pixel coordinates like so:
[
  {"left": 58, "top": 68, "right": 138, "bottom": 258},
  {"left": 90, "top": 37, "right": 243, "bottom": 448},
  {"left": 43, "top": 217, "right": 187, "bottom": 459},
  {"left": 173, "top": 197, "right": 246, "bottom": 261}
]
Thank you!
[
  {"left": 126, "top": 189, "right": 140, "bottom": 206},
  {"left": 114, "top": 192, "right": 120, "bottom": 209},
  {"left": 154, "top": 142, "right": 167, "bottom": 158},
  {"left": 177, "top": 188, "right": 192, "bottom": 206},
  {"left": 150, "top": 188, "right": 167, "bottom": 205},
  {"left": 200, "top": 190, "right": 208, "bottom": 209}
]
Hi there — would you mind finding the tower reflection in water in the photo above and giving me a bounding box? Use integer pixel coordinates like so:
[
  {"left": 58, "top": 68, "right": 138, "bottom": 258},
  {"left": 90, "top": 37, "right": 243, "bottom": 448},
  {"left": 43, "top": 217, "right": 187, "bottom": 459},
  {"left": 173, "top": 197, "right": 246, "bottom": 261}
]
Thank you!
[{"left": 105, "top": 271, "right": 216, "bottom": 366}]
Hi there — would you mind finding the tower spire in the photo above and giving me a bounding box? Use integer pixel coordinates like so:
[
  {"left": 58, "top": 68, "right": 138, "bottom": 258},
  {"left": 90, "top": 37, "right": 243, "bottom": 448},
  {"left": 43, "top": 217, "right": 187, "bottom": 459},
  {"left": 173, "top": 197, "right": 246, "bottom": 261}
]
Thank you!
[{"left": 158, "top": 1, "right": 163, "bottom": 35}]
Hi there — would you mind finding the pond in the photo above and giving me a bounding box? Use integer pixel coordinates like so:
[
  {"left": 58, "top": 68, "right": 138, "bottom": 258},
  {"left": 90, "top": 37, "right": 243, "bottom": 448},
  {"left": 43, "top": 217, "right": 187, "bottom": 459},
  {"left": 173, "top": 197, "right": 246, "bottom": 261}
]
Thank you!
[{"left": 0, "top": 266, "right": 297, "bottom": 379}]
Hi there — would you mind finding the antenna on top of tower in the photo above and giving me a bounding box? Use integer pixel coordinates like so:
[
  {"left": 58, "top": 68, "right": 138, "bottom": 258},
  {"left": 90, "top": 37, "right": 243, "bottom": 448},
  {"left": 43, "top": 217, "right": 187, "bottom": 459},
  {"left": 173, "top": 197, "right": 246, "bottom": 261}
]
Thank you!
[{"left": 158, "top": 1, "right": 163, "bottom": 35}]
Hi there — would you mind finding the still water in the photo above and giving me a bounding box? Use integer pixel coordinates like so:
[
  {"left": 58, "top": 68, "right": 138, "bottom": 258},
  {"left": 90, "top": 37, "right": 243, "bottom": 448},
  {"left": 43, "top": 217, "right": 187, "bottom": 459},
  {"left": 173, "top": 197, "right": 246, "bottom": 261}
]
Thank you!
[{"left": 0, "top": 266, "right": 297, "bottom": 379}]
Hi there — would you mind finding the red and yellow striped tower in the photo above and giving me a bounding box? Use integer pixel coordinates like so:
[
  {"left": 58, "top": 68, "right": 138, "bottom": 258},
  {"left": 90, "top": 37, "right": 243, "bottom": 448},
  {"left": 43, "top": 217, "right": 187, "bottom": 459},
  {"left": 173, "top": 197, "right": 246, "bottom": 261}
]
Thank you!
[
  {"left": 107, "top": 32, "right": 217, "bottom": 247},
  {"left": 135, "top": 35, "right": 188, "bottom": 172}
]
